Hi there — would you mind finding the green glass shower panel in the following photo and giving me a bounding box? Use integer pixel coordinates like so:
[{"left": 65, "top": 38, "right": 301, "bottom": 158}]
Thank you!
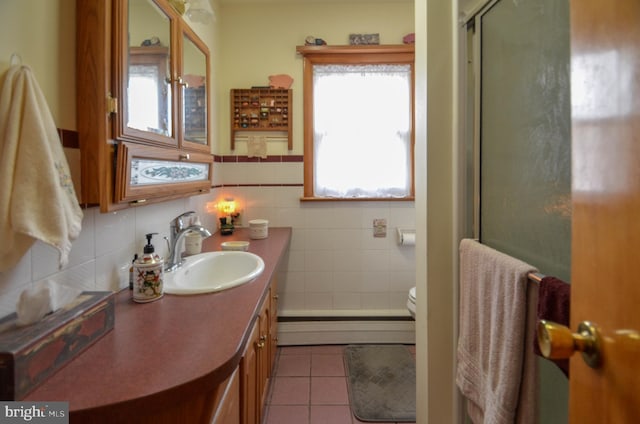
[
  {"left": 479, "top": 0, "right": 571, "bottom": 423},
  {"left": 480, "top": 0, "right": 571, "bottom": 282}
]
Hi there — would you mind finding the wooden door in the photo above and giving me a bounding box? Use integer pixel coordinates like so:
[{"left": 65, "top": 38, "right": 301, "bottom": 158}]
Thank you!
[{"left": 570, "top": 0, "right": 640, "bottom": 422}]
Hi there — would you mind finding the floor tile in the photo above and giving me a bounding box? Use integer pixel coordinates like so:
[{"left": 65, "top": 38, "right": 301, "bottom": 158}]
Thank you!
[
  {"left": 311, "top": 354, "right": 345, "bottom": 376},
  {"left": 311, "top": 345, "right": 345, "bottom": 355},
  {"left": 266, "top": 345, "right": 417, "bottom": 424},
  {"left": 310, "top": 376, "right": 349, "bottom": 405},
  {"left": 280, "top": 345, "right": 312, "bottom": 355},
  {"left": 277, "top": 354, "right": 311, "bottom": 376},
  {"left": 264, "top": 405, "right": 309, "bottom": 424},
  {"left": 310, "top": 405, "right": 353, "bottom": 424},
  {"left": 270, "top": 377, "right": 310, "bottom": 405}
]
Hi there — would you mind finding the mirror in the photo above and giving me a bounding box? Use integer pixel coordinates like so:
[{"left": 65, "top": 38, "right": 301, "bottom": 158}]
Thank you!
[
  {"left": 182, "top": 33, "right": 208, "bottom": 145},
  {"left": 126, "top": 0, "right": 173, "bottom": 138}
]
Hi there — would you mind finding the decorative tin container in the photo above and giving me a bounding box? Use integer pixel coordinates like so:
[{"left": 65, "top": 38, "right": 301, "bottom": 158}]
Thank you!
[{"left": 0, "top": 291, "right": 115, "bottom": 400}]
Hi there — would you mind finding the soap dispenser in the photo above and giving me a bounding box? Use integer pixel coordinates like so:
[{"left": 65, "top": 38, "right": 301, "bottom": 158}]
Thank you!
[{"left": 133, "top": 233, "right": 164, "bottom": 303}]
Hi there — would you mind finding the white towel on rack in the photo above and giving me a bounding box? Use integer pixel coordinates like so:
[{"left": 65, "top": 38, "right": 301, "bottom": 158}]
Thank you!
[
  {"left": 456, "top": 239, "right": 539, "bottom": 424},
  {"left": 0, "top": 65, "right": 83, "bottom": 271}
]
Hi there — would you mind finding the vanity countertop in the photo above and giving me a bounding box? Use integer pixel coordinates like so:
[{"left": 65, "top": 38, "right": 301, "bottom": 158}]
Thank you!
[{"left": 25, "top": 227, "right": 291, "bottom": 421}]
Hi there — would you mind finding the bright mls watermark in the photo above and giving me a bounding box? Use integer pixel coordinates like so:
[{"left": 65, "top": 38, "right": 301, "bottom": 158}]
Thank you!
[{"left": 0, "top": 402, "right": 68, "bottom": 423}]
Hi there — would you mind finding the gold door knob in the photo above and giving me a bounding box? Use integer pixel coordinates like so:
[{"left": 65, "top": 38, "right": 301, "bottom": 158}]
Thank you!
[{"left": 537, "top": 320, "right": 602, "bottom": 368}]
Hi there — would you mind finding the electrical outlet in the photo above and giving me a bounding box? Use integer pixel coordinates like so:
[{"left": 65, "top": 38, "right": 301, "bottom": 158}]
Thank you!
[{"left": 373, "top": 219, "right": 387, "bottom": 237}]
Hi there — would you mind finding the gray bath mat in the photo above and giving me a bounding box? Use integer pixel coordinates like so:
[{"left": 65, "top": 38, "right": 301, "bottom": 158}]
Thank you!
[{"left": 344, "top": 344, "right": 416, "bottom": 422}]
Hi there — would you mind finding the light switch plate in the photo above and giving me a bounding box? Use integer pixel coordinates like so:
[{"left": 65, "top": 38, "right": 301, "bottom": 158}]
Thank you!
[{"left": 373, "top": 219, "right": 387, "bottom": 237}]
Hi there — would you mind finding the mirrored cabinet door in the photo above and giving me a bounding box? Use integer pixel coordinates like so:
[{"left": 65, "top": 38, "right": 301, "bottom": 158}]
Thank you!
[
  {"left": 121, "top": 0, "right": 176, "bottom": 145},
  {"left": 77, "top": 0, "right": 212, "bottom": 212},
  {"left": 181, "top": 29, "right": 209, "bottom": 149}
]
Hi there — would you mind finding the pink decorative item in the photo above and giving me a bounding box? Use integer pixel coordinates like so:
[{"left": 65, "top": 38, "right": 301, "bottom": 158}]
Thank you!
[
  {"left": 403, "top": 33, "right": 415, "bottom": 44},
  {"left": 269, "top": 74, "right": 294, "bottom": 89}
]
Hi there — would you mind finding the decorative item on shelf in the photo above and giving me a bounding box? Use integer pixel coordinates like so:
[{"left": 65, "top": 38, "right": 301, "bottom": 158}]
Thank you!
[
  {"left": 403, "top": 33, "right": 415, "bottom": 44},
  {"left": 140, "top": 36, "right": 161, "bottom": 47},
  {"left": 269, "top": 74, "right": 294, "bottom": 89},
  {"left": 349, "top": 33, "right": 380, "bottom": 45},
  {"left": 218, "top": 198, "right": 240, "bottom": 235},
  {"left": 305, "top": 35, "right": 327, "bottom": 46}
]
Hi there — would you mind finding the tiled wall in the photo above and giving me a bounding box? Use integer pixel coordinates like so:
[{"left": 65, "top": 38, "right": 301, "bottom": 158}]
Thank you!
[
  {"left": 0, "top": 193, "right": 217, "bottom": 317},
  {"left": 0, "top": 162, "right": 416, "bottom": 319},
  {"left": 214, "top": 157, "right": 416, "bottom": 317}
]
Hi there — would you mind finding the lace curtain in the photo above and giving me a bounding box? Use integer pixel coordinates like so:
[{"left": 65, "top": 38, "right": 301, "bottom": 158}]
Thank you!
[{"left": 312, "top": 64, "right": 412, "bottom": 198}]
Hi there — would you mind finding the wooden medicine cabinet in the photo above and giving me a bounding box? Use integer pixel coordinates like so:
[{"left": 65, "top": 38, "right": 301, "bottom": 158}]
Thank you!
[{"left": 77, "top": 0, "right": 212, "bottom": 212}]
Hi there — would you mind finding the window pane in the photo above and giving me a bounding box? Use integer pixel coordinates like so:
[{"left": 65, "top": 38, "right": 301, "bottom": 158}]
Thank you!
[{"left": 312, "top": 64, "right": 412, "bottom": 198}]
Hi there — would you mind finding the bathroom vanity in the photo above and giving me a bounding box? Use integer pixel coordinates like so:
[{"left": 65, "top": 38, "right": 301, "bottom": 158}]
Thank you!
[{"left": 24, "top": 227, "right": 291, "bottom": 424}]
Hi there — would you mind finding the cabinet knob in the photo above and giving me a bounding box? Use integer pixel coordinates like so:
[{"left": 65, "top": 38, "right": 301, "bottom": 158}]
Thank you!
[{"left": 179, "top": 153, "right": 190, "bottom": 160}]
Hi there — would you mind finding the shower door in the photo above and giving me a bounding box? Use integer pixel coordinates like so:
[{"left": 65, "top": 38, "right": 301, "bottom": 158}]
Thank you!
[{"left": 474, "top": 0, "right": 571, "bottom": 422}]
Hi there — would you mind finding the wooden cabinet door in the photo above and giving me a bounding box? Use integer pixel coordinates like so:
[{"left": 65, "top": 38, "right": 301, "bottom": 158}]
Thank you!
[
  {"left": 269, "top": 278, "right": 279, "bottom": 376},
  {"left": 257, "top": 298, "right": 270, "bottom": 420},
  {"left": 211, "top": 368, "right": 240, "bottom": 424},
  {"left": 240, "top": 322, "right": 258, "bottom": 424}
]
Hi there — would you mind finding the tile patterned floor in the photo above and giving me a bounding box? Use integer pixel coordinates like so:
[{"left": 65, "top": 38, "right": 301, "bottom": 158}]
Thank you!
[{"left": 263, "top": 345, "right": 417, "bottom": 424}]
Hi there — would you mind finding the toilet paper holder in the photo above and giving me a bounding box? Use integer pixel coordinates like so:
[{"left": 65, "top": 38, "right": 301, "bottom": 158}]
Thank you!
[{"left": 397, "top": 228, "right": 416, "bottom": 246}]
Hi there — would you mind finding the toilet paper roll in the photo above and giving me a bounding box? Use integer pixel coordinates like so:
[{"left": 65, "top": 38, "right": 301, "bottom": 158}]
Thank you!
[
  {"left": 400, "top": 232, "right": 415, "bottom": 246},
  {"left": 397, "top": 229, "right": 416, "bottom": 246}
]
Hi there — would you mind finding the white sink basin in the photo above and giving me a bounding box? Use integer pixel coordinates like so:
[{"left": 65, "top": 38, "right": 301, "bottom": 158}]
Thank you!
[{"left": 164, "top": 251, "right": 265, "bottom": 295}]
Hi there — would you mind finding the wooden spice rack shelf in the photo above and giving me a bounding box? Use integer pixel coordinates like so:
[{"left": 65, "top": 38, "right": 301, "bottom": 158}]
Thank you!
[{"left": 230, "top": 88, "right": 292, "bottom": 150}]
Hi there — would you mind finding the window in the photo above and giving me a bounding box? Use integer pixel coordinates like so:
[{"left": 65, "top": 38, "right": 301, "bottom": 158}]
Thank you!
[{"left": 297, "top": 45, "right": 415, "bottom": 200}]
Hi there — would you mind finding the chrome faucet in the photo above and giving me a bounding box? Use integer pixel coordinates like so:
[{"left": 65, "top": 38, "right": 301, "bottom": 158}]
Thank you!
[
  {"left": 170, "top": 211, "right": 195, "bottom": 248},
  {"left": 165, "top": 212, "right": 212, "bottom": 271}
]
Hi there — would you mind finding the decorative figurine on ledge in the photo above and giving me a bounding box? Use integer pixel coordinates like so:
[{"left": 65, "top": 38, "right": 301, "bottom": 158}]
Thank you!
[
  {"left": 218, "top": 198, "right": 240, "bottom": 235},
  {"left": 220, "top": 217, "right": 234, "bottom": 235}
]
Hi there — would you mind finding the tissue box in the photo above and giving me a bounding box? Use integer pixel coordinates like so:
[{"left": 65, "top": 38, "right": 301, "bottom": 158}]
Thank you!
[{"left": 0, "top": 291, "right": 115, "bottom": 400}]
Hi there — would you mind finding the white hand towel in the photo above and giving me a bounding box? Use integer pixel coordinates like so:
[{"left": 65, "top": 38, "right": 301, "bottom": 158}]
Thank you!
[
  {"left": 0, "top": 65, "right": 83, "bottom": 271},
  {"left": 456, "top": 239, "right": 539, "bottom": 424},
  {"left": 247, "top": 135, "right": 267, "bottom": 159}
]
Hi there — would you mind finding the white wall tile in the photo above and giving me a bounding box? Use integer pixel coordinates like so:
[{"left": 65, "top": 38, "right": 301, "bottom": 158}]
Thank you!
[
  {"left": 333, "top": 292, "right": 362, "bottom": 310},
  {"left": 41, "top": 261, "right": 96, "bottom": 292},
  {"left": 304, "top": 250, "right": 333, "bottom": 272},
  {"left": 279, "top": 292, "right": 305, "bottom": 311},
  {"left": 361, "top": 250, "right": 389, "bottom": 272},
  {"left": 279, "top": 271, "right": 305, "bottom": 293},
  {"left": 0, "top": 162, "right": 416, "bottom": 317},
  {"left": 275, "top": 162, "right": 303, "bottom": 185},
  {"left": 333, "top": 271, "right": 362, "bottom": 292},
  {"left": 304, "top": 271, "right": 333, "bottom": 293},
  {"left": 362, "top": 271, "right": 390, "bottom": 292},
  {"left": 285, "top": 249, "right": 305, "bottom": 272},
  {"left": 0, "top": 251, "right": 31, "bottom": 296},
  {"left": 304, "top": 229, "right": 335, "bottom": 251},
  {"left": 361, "top": 293, "right": 390, "bottom": 310},
  {"left": 94, "top": 207, "right": 136, "bottom": 257},
  {"left": 304, "top": 292, "right": 333, "bottom": 310},
  {"left": 95, "top": 247, "right": 134, "bottom": 292},
  {"left": 332, "top": 250, "right": 363, "bottom": 272}
]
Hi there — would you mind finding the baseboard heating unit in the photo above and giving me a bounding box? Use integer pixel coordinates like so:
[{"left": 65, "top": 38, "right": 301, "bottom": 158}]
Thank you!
[{"left": 277, "top": 310, "right": 415, "bottom": 345}]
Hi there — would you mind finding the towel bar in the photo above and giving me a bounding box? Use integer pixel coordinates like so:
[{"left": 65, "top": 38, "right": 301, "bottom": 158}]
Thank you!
[{"left": 527, "top": 272, "right": 544, "bottom": 283}]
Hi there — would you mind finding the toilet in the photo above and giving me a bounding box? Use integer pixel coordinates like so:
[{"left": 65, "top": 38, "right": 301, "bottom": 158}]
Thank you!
[{"left": 407, "top": 286, "right": 416, "bottom": 319}]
